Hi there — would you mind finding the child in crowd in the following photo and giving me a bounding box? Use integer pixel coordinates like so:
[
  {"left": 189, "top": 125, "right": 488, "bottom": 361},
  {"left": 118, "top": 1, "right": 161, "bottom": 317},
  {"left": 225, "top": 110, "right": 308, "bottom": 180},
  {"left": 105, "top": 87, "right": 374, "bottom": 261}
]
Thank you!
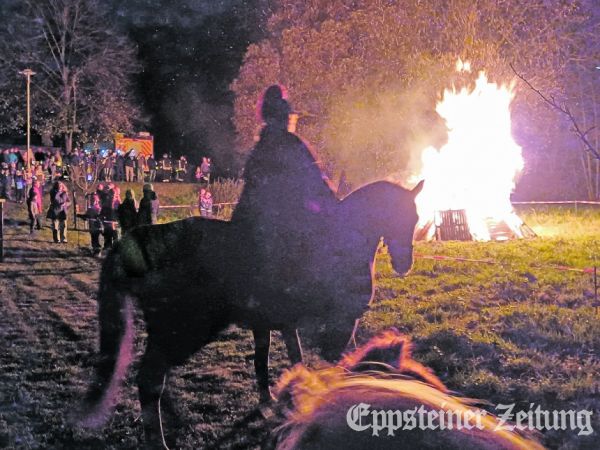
[
  {"left": 14, "top": 170, "right": 25, "bottom": 203},
  {"left": 83, "top": 194, "right": 103, "bottom": 256},
  {"left": 199, "top": 188, "right": 213, "bottom": 218}
]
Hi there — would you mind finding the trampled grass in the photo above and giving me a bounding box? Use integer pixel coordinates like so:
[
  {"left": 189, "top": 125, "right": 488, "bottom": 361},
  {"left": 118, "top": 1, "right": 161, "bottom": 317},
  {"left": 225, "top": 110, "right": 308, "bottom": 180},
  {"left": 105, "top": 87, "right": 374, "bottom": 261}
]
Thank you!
[{"left": 0, "top": 199, "right": 598, "bottom": 449}]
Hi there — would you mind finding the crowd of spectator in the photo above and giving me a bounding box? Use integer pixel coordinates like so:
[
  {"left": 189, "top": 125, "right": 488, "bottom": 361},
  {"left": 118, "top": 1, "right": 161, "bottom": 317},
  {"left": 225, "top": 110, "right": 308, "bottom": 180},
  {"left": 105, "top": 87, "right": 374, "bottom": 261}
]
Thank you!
[
  {"left": 0, "top": 146, "right": 213, "bottom": 203},
  {"left": 79, "top": 183, "right": 160, "bottom": 256},
  {"left": 2, "top": 145, "right": 217, "bottom": 256},
  {"left": 1, "top": 147, "right": 61, "bottom": 201},
  {"left": 70, "top": 148, "right": 210, "bottom": 184}
]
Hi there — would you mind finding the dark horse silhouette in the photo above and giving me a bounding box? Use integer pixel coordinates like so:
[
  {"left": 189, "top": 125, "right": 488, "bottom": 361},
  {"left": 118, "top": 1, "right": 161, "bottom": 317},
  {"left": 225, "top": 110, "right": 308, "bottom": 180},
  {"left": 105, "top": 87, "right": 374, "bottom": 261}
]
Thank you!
[{"left": 80, "top": 180, "right": 424, "bottom": 445}]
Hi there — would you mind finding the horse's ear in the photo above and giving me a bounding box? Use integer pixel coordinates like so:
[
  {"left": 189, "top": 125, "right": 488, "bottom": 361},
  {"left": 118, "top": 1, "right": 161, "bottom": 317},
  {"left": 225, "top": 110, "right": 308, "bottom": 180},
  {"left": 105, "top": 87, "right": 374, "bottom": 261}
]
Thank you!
[{"left": 411, "top": 180, "right": 424, "bottom": 196}]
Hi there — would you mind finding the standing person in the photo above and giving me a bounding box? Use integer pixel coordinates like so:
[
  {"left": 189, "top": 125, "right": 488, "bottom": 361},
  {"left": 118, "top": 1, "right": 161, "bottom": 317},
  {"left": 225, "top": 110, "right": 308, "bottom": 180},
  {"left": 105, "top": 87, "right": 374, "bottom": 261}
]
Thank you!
[
  {"left": 54, "top": 150, "right": 63, "bottom": 171},
  {"left": 95, "top": 183, "right": 105, "bottom": 207},
  {"left": 104, "top": 152, "right": 114, "bottom": 182},
  {"left": 200, "top": 189, "right": 213, "bottom": 218},
  {"left": 200, "top": 156, "right": 212, "bottom": 183},
  {"left": 136, "top": 154, "right": 146, "bottom": 182},
  {"left": 124, "top": 152, "right": 135, "bottom": 182},
  {"left": 137, "top": 183, "right": 159, "bottom": 226},
  {"left": 14, "top": 170, "right": 25, "bottom": 203},
  {"left": 0, "top": 165, "right": 9, "bottom": 199},
  {"left": 82, "top": 194, "right": 103, "bottom": 256},
  {"left": 48, "top": 155, "right": 57, "bottom": 181},
  {"left": 6, "top": 164, "right": 15, "bottom": 200},
  {"left": 159, "top": 153, "right": 172, "bottom": 181},
  {"left": 100, "top": 183, "right": 118, "bottom": 250},
  {"left": 46, "top": 181, "right": 59, "bottom": 240},
  {"left": 112, "top": 185, "right": 122, "bottom": 240},
  {"left": 50, "top": 181, "right": 71, "bottom": 243},
  {"left": 118, "top": 189, "right": 138, "bottom": 233},
  {"left": 26, "top": 179, "right": 43, "bottom": 234},
  {"left": 197, "top": 188, "right": 205, "bottom": 215},
  {"left": 194, "top": 166, "right": 202, "bottom": 183},
  {"left": 115, "top": 151, "right": 125, "bottom": 182},
  {"left": 34, "top": 161, "right": 45, "bottom": 184},
  {"left": 175, "top": 156, "right": 188, "bottom": 181},
  {"left": 24, "top": 166, "right": 33, "bottom": 195},
  {"left": 147, "top": 155, "right": 157, "bottom": 182}
]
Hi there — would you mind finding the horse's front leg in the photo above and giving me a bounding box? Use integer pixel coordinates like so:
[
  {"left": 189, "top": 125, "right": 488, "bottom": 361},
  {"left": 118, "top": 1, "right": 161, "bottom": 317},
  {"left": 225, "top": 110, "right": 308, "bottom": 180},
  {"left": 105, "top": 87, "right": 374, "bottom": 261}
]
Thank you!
[
  {"left": 252, "top": 327, "right": 273, "bottom": 403},
  {"left": 282, "top": 328, "right": 303, "bottom": 365}
]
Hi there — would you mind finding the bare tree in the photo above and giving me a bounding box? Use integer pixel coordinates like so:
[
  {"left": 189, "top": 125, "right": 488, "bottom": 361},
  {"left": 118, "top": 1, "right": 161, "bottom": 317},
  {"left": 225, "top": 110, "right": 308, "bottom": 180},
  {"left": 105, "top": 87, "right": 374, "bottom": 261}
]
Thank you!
[
  {"left": 0, "top": 0, "right": 141, "bottom": 152},
  {"left": 511, "top": 63, "right": 600, "bottom": 199}
]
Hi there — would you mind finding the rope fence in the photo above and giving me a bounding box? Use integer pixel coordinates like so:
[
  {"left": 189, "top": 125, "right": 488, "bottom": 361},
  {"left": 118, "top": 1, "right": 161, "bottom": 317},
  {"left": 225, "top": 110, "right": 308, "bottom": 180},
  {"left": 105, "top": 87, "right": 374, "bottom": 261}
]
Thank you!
[
  {"left": 159, "top": 201, "right": 238, "bottom": 220},
  {"left": 160, "top": 201, "right": 238, "bottom": 210},
  {"left": 512, "top": 201, "right": 600, "bottom": 205}
]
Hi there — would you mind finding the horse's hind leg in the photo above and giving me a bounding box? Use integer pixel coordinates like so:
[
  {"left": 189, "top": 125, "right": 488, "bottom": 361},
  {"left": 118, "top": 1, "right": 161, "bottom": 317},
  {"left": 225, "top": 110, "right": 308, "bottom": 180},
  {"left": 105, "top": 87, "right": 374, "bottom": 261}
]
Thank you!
[
  {"left": 253, "top": 327, "right": 273, "bottom": 403},
  {"left": 282, "top": 328, "right": 303, "bottom": 365},
  {"left": 137, "top": 339, "right": 176, "bottom": 449}
]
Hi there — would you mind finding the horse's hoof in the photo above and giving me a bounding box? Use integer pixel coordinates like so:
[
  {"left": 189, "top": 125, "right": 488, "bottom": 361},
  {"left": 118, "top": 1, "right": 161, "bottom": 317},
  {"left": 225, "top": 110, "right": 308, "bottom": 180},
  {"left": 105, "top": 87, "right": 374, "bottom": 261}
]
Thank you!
[{"left": 258, "top": 401, "right": 275, "bottom": 419}]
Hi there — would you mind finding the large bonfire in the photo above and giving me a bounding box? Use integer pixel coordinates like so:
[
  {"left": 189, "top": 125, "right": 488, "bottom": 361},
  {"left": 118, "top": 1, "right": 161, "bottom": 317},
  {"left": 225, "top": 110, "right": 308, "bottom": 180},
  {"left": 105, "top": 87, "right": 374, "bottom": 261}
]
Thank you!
[{"left": 413, "top": 61, "right": 529, "bottom": 241}]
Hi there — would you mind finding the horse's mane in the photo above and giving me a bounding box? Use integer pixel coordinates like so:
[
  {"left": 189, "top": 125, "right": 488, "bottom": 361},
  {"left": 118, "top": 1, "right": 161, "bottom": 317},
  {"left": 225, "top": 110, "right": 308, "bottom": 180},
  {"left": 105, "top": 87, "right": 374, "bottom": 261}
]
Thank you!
[
  {"left": 274, "top": 329, "right": 545, "bottom": 450},
  {"left": 275, "top": 330, "right": 447, "bottom": 418},
  {"left": 338, "top": 329, "right": 447, "bottom": 392},
  {"left": 341, "top": 180, "right": 412, "bottom": 202}
]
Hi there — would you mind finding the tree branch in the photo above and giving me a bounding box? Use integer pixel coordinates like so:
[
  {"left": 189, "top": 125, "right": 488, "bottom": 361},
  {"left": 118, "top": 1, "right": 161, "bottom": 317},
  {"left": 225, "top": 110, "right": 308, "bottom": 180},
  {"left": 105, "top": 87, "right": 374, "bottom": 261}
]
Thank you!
[{"left": 510, "top": 62, "right": 600, "bottom": 161}]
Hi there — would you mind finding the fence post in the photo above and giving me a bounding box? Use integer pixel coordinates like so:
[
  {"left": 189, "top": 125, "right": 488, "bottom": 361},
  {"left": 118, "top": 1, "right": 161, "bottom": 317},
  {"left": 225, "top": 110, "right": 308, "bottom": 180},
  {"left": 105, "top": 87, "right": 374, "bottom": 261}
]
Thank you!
[
  {"left": 0, "top": 199, "right": 4, "bottom": 262},
  {"left": 594, "top": 266, "right": 598, "bottom": 303},
  {"left": 73, "top": 190, "right": 78, "bottom": 230}
]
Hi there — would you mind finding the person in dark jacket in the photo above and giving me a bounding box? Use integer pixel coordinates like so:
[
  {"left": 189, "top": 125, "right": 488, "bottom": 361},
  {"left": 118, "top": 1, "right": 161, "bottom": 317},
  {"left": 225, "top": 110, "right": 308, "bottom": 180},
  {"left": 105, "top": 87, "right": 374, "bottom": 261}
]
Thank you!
[
  {"left": 48, "top": 181, "right": 71, "bottom": 243},
  {"left": 26, "top": 179, "right": 43, "bottom": 233},
  {"left": 124, "top": 153, "right": 135, "bottom": 182},
  {"left": 231, "top": 84, "right": 336, "bottom": 292},
  {"left": 137, "top": 183, "right": 159, "bottom": 226},
  {"left": 82, "top": 194, "right": 103, "bottom": 256},
  {"left": 147, "top": 156, "right": 157, "bottom": 182},
  {"left": 118, "top": 189, "right": 138, "bottom": 233},
  {"left": 115, "top": 152, "right": 125, "bottom": 182},
  {"left": 100, "top": 183, "right": 119, "bottom": 250}
]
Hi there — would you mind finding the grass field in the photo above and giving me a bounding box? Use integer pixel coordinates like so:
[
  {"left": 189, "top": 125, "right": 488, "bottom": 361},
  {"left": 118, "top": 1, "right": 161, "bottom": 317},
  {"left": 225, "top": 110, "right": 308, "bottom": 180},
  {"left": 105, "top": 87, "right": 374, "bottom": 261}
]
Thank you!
[{"left": 0, "top": 194, "right": 598, "bottom": 449}]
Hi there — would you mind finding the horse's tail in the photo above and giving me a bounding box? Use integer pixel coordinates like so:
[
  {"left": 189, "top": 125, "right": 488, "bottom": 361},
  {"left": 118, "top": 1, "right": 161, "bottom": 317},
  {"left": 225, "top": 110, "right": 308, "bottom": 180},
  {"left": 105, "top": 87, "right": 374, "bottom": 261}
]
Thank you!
[{"left": 77, "top": 244, "right": 137, "bottom": 428}]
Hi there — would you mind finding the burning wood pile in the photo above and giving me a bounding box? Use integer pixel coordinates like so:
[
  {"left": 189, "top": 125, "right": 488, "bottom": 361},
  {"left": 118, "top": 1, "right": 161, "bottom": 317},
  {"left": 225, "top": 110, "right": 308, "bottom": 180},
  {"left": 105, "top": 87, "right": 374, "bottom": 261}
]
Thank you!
[{"left": 412, "top": 61, "right": 535, "bottom": 242}]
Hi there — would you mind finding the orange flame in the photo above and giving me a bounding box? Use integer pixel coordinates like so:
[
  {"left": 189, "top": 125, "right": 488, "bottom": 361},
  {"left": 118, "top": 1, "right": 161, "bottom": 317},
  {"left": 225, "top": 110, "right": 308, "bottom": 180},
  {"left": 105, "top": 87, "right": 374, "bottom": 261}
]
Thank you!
[{"left": 414, "top": 68, "right": 524, "bottom": 240}]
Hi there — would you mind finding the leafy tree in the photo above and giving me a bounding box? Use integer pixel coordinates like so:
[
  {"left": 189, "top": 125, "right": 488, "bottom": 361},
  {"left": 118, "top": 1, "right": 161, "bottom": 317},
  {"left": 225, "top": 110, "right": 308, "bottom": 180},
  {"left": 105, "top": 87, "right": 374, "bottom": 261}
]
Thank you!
[
  {"left": 0, "top": 0, "right": 141, "bottom": 152},
  {"left": 232, "top": 0, "right": 598, "bottom": 193}
]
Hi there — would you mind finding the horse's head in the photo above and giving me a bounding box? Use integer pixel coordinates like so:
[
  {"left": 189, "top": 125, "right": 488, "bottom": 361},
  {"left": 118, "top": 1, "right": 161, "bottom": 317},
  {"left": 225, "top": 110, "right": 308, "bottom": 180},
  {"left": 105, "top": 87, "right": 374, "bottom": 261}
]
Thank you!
[
  {"left": 381, "top": 180, "right": 423, "bottom": 276},
  {"left": 310, "top": 180, "right": 424, "bottom": 361}
]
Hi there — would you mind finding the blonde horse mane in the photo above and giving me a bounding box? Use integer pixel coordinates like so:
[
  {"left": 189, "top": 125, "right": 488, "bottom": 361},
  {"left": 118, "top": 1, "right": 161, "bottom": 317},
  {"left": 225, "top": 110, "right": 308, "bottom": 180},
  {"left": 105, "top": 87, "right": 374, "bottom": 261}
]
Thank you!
[{"left": 274, "top": 330, "right": 545, "bottom": 450}]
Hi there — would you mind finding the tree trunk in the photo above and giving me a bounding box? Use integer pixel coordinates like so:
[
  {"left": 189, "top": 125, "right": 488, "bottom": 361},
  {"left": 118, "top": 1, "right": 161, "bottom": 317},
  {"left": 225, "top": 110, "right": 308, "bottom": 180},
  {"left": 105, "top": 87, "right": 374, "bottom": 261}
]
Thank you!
[
  {"left": 65, "top": 131, "right": 73, "bottom": 154},
  {"left": 42, "top": 131, "right": 53, "bottom": 147}
]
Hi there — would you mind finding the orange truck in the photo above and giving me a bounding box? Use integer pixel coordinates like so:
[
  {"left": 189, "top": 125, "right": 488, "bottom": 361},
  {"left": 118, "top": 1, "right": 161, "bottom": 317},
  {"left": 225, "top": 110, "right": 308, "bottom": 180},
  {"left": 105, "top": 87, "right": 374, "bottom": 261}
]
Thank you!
[{"left": 114, "top": 132, "right": 154, "bottom": 158}]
